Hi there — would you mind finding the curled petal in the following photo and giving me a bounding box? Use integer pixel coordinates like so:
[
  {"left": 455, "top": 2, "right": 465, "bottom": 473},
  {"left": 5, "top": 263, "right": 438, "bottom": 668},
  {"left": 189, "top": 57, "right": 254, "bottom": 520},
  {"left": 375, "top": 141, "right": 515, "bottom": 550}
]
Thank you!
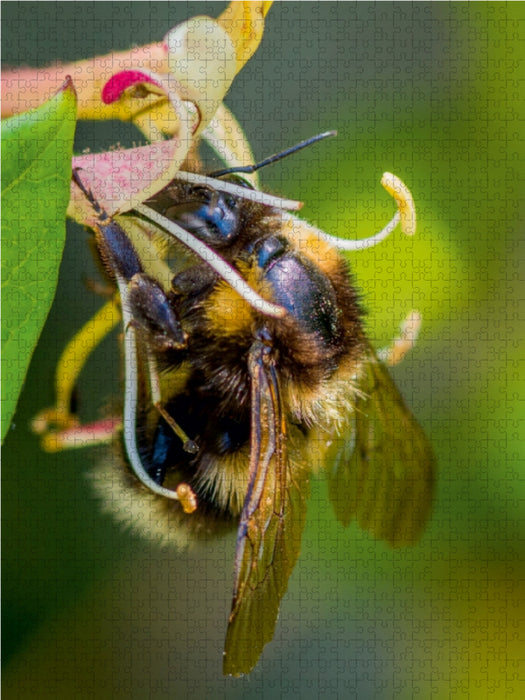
[
  {"left": 164, "top": 17, "right": 238, "bottom": 134},
  {"left": 101, "top": 68, "right": 198, "bottom": 140},
  {"left": 39, "top": 418, "right": 122, "bottom": 452},
  {"left": 100, "top": 69, "right": 175, "bottom": 142}
]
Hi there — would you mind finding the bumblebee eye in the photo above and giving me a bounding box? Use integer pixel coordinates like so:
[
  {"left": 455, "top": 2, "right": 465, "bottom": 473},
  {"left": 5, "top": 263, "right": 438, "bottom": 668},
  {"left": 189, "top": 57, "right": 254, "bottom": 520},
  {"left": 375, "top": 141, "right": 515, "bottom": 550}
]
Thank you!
[
  {"left": 191, "top": 185, "right": 214, "bottom": 201},
  {"left": 163, "top": 190, "right": 241, "bottom": 247},
  {"left": 223, "top": 195, "right": 238, "bottom": 210}
]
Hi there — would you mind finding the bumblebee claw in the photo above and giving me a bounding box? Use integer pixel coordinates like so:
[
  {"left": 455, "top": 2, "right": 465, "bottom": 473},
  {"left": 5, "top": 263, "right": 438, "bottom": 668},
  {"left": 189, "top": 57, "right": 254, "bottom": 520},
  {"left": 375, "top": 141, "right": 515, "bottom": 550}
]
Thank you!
[{"left": 183, "top": 439, "right": 199, "bottom": 454}]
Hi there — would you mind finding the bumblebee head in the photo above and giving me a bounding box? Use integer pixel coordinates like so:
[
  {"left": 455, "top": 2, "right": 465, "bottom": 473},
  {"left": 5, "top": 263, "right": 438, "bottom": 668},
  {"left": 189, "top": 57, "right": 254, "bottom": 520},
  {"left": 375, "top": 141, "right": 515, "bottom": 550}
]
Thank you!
[{"left": 163, "top": 177, "right": 253, "bottom": 249}]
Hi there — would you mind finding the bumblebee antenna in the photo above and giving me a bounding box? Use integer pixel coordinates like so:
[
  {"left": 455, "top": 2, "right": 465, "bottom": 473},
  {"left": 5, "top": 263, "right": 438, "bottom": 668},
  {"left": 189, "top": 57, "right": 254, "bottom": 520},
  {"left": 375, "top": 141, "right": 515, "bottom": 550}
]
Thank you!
[{"left": 208, "top": 130, "right": 337, "bottom": 178}]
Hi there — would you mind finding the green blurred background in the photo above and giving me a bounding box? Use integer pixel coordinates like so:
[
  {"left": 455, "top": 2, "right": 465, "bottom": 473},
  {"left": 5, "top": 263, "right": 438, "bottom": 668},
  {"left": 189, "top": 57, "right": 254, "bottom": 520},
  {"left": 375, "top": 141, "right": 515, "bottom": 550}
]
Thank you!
[{"left": 2, "top": 2, "right": 523, "bottom": 697}]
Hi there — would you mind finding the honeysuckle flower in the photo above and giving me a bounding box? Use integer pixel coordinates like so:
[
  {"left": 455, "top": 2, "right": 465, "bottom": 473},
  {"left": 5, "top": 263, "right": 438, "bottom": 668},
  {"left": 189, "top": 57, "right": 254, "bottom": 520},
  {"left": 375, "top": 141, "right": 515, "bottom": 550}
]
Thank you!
[{"left": 65, "top": 2, "right": 272, "bottom": 226}]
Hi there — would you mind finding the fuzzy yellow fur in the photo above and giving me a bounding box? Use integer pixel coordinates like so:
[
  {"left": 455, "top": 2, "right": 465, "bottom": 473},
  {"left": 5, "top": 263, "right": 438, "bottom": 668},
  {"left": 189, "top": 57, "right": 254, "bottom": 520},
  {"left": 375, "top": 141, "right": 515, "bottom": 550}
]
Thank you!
[
  {"left": 202, "top": 261, "right": 275, "bottom": 337},
  {"left": 280, "top": 217, "right": 343, "bottom": 279}
]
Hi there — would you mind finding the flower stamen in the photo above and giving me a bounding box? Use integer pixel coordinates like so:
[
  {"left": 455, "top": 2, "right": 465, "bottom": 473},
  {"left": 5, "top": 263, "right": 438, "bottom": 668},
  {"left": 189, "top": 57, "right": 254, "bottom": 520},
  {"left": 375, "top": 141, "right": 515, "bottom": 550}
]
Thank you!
[
  {"left": 283, "top": 173, "right": 416, "bottom": 251},
  {"left": 378, "top": 310, "right": 422, "bottom": 366}
]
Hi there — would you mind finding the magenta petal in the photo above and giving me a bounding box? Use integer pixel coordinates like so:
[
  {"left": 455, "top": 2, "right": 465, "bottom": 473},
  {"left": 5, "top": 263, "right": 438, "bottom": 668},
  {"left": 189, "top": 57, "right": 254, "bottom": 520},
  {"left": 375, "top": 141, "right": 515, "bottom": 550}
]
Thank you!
[{"left": 102, "top": 70, "right": 158, "bottom": 104}]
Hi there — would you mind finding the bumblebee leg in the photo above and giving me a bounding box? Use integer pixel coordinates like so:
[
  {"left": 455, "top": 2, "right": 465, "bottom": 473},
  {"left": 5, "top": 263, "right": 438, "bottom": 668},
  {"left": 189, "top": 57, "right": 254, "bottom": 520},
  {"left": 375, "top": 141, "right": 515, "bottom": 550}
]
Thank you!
[
  {"left": 145, "top": 412, "right": 197, "bottom": 488},
  {"left": 143, "top": 350, "right": 198, "bottom": 455},
  {"left": 130, "top": 404, "right": 198, "bottom": 515},
  {"left": 102, "top": 219, "right": 196, "bottom": 449},
  {"left": 96, "top": 216, "right": 197, "bottom": 490},
  {"left": 127, "top": 273, "right": 187, "bottom": 351},
  {"left": 94, "top": 210, "right": 187, "bottom": 351}
]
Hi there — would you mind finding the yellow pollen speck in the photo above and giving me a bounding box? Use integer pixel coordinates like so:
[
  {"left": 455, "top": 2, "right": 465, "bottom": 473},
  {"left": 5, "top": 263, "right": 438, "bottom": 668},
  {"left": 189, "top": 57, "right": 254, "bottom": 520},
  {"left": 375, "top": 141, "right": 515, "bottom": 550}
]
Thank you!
[{"left": 176, "top": 483, "right": 198, "bottom": 514}]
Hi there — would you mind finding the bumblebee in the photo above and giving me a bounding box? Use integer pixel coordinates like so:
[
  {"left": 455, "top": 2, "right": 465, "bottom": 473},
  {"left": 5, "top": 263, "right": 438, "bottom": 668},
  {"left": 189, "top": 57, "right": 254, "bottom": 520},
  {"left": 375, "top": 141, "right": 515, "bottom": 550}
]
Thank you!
[{"left": 37, "top": 136, "right": 434, "bottom": 676}]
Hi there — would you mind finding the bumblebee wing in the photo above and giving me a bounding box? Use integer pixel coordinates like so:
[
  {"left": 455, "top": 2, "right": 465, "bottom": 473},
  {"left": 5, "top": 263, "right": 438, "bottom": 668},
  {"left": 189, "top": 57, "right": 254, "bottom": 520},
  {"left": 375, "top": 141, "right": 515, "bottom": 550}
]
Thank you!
[
  {"left": 223, "top": 340, "right": 310, "bottom": 676},
  {"left": 326, "top": 342, "right": 434, "bottom": 547}
]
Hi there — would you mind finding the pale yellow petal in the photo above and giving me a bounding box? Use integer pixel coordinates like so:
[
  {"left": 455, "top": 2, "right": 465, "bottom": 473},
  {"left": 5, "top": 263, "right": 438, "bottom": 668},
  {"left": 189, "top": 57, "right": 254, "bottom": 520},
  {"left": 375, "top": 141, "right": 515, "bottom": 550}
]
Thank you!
[
  {"left": 165, "top": 17, "right": 237, "bottom": 134},
  {"left": 217, "top": 1, "right": 273, "bottom": 73}
]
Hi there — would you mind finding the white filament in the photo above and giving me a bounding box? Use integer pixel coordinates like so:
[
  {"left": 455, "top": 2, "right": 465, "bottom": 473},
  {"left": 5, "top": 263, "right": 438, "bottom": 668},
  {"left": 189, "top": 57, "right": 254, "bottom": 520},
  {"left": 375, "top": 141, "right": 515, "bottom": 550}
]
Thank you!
[
  {"left": 378, "top": 310, "right": 422, "bottom": 366},
  {"left": 117, "top": 275, "right": 183, "bottom": 501},
  {"left": 282, "top": 210, "right": 401, "bottom": 251},
  {"left": 174, "top": 171, "right": 303, "bottom": 211}
]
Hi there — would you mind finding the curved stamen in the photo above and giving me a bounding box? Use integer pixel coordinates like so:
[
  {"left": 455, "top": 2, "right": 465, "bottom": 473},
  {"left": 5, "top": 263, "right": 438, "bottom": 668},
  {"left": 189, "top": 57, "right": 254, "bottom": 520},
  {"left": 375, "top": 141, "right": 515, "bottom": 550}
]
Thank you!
[
  {"left": 135, "top": 204, "right": 286, "bottom": 318},
  {"left": 378, "top": 310, "right": 422, "bottom": 366},
  {"left": 381, "top": 172, "right": 416, "bottom": 236},
  {"left": 281, "top": 172, "right": 415, "bottom": 251},
  {"left": 117, "top": 275, "right": 189, "bottom": 502},
  {"left": 313, "top": 211, "right": 400, "bottom": 251}
]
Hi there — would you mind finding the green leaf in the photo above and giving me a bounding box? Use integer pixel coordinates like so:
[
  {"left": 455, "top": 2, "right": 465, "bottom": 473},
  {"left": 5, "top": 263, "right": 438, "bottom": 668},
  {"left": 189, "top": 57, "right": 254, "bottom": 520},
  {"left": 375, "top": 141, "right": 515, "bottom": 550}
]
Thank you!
[{"left": 1, "top": 77, "right": 77, "bottom": 442}]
